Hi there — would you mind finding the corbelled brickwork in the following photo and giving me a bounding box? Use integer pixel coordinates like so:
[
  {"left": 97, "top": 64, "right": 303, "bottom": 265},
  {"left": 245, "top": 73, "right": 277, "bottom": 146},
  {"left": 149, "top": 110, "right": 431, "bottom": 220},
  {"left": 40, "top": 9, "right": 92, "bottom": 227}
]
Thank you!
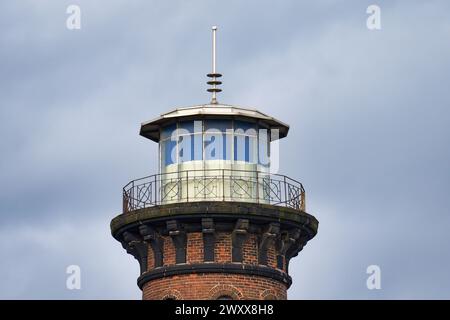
[
  {"left": 111, "top": 201, "right": 318, "bottom": 301},
  {"left": 142, "top": 232, "right": 285, "bottom": 300},
  {"left": 145, "top": 233, "right": 281, "bottom": 270}
]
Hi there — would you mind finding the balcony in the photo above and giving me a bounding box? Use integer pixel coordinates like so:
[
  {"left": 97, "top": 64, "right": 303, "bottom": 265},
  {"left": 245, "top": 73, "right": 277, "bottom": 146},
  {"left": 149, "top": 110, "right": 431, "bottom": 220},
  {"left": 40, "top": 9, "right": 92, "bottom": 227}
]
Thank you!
[{"left": 122, "top": 169, "right": 305, "bottom": 213}]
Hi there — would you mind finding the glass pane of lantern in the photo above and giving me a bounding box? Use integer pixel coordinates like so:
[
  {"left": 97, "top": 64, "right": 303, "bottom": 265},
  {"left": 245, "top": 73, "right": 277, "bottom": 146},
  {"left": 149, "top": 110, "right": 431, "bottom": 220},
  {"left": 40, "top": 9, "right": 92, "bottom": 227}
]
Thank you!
[
  {"left": 161, "top": 123, "right": 176, "bottom": 140},
  {"left": 248, "top": 136, "right": 257, "bottom": 163},
  {"left": 234, "top": 120, "right": 257, "bottom": 136},
  {"left": 178, "top": 121, "right": 194, "bottom": 134},
  {"left": 178, "top": 135, "right": 192, "bottom": 162},
  {"left": 205, "top": 119, "right": 231, "bottom": 132},
  {"left": 224, "top": 133, "right": 232, "bottom": 160},
  {"left": 177, "top": 131, "right": 203, "bottom": 162},
  {"left": 204, "top": 133, "right": 224, "bottom": 160},
  {"left": 205, "top": 120, "right": 230, "bottom": 160},
  {"left": 234, "top": 135, "right": 245, "bottom": 161},
  {"left": 258, "top": 129, "right": 270, "bottom": 167},
  {"left": 234, "top": 135, "right": 257, "bottom": 163},
  {"left": 192, "top": 133, "right": 203, "bottom": 160},
  {"left": 163, "top": 139, "right": 177, "bottom": 165}
]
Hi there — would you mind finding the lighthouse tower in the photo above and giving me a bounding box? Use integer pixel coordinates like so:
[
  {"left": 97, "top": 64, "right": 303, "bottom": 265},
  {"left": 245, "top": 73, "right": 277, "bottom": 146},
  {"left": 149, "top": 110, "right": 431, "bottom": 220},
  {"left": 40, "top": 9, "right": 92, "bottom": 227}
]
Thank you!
[{"left": 110, "top": 27, "right": 318, "bottom": 300}]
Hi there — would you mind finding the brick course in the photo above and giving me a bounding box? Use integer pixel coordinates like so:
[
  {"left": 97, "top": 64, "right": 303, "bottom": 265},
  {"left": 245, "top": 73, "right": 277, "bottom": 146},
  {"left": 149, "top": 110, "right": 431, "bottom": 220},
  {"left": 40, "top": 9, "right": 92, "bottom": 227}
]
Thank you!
[{"left": 142, "top": 273, "right": 287, "bottom": 300}]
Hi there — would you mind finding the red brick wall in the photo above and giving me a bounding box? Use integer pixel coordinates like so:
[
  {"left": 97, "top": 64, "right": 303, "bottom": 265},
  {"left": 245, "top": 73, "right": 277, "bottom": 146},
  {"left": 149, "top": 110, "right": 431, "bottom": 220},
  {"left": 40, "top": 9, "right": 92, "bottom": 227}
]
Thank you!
[
  {"left": 214, "top": 232, "right": 232, "bottom": 263},
  {"left": 147, "top": 245, "right": 154, "bottom": 270},
  {"left": 242, "top": 234, "right": 258, "bottom": 265},
  {"left": 267, "top": 244, "right": 277, "bottom": 270},
  {"left": 187, "top": 233, "right": 203, "bottom": 264},
  {"left": 142, "top": 273, "right": 287, "bottom": 300},
  {"left": 163, "top": 236, "right": 175, "bottom": 266}
]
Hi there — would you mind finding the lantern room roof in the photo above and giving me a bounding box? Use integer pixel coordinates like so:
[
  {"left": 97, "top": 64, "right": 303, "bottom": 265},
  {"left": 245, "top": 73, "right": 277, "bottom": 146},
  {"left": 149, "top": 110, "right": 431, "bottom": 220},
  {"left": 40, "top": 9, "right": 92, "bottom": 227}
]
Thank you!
[{"left": 140, "top": 104, "right": 290, "bottom": 142}]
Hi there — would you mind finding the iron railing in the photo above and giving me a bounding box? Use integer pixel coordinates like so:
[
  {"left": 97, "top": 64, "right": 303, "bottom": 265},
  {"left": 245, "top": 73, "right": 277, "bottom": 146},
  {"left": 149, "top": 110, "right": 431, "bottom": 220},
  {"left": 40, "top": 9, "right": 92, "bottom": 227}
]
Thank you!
[{"left": 122, "top": 169, "right": 305, "bottom": 213}]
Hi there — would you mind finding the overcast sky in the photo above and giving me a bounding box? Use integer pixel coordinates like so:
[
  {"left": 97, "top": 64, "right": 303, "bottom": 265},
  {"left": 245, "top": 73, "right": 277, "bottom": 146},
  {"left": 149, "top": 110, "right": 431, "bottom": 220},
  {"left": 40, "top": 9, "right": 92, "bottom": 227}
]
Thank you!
[{"left": 1, "top": 0, "right": 449, "bottom": 299}]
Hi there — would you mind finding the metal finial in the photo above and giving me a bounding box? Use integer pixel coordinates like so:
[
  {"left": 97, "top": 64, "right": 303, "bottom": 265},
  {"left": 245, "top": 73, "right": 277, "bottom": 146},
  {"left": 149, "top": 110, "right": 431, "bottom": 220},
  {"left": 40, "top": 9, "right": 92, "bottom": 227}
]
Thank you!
[{"left": 207, "top": 26, "right": 222, "bottom": 104}]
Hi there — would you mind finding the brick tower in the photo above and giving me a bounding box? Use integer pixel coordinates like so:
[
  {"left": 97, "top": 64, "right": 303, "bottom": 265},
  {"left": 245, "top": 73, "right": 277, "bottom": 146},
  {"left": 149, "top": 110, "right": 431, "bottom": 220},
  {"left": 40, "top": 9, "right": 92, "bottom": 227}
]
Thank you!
[{"left": 110, "top": 27, "right": 318, "bottom": 300}]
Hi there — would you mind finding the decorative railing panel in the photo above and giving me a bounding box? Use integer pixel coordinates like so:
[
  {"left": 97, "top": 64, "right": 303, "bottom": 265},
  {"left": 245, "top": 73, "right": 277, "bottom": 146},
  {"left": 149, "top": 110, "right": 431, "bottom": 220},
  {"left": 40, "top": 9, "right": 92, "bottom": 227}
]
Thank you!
[{"left": 122, "top": 169, "right": 305, "bottom": 213}]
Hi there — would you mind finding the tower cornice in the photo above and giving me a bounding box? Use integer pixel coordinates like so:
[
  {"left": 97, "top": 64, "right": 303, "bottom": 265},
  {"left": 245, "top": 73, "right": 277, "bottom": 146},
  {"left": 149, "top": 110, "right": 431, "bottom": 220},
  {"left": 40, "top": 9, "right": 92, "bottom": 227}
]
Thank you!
[{"left": 111, "top": 201, "right": 318, "bottom": 239}]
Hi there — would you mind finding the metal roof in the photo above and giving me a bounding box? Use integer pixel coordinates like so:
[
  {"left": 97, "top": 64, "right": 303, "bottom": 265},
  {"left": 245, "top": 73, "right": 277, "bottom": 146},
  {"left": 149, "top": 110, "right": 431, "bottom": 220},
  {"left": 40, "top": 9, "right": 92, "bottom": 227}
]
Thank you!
[{"left": 140, "top": 104, "right": 290, "bottom": 142}]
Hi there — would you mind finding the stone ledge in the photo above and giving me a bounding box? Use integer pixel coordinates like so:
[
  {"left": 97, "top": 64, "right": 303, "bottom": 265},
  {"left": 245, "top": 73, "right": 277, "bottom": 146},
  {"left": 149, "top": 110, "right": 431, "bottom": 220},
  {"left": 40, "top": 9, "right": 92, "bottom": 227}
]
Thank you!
[
  {"left": 111, "top": 201, "right": 318, "bottom": 238},
  {"left": 137, "top": 263, "right": 292, "bottom": 289}
]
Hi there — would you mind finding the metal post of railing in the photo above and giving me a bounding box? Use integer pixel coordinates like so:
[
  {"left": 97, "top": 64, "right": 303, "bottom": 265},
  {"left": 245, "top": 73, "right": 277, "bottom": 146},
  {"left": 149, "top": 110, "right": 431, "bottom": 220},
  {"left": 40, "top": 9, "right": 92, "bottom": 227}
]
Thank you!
[
  {"left": 123, "top": 190, "right": 127, "bottom": 213},
  {"left": 186, "top": 170, "right": 189, "bottom": 203},
  {"left": 203, "top": 171, "right": 206, "bottom": 200},
  {"left": 283, "top": 176, "right": 288, "bottom": 208},
  {"left": 154, "top": 174, "right": 157, "bottom": 205},
  {"left": 301, "top": 191, "right": 306, "bottom": 211},
  {"left": 222, "top": 169, "right": 225, "bottom": 201},
  {"left": 256, "top": 171, "right": 259, "bottom": 203},
  {"left": 131, "top": 181, "right": 134, "bottom": 210}
]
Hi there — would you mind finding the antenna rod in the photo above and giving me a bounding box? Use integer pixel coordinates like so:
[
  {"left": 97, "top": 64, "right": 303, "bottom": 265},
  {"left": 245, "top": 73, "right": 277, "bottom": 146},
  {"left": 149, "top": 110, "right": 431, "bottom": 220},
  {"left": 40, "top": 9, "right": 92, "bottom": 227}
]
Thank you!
[
  {"left": 207, "top": 26, "right": 222, "bottom": 104},
  {"left": 212, "top": 26, "right": 216, "bottom": 75},
  {"left": 211, "top": 26, "right": 217, "bottom": 104}
]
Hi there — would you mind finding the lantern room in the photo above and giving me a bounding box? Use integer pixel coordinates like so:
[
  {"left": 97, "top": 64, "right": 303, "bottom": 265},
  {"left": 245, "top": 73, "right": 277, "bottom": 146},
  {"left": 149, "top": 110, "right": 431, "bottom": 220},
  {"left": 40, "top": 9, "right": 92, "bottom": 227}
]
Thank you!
[
  {"left": 140, "top": 104, "right": 289, "bottom": 175},
  {"left": 132, "top": 104, "right": 304, "bottom": 208}
]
